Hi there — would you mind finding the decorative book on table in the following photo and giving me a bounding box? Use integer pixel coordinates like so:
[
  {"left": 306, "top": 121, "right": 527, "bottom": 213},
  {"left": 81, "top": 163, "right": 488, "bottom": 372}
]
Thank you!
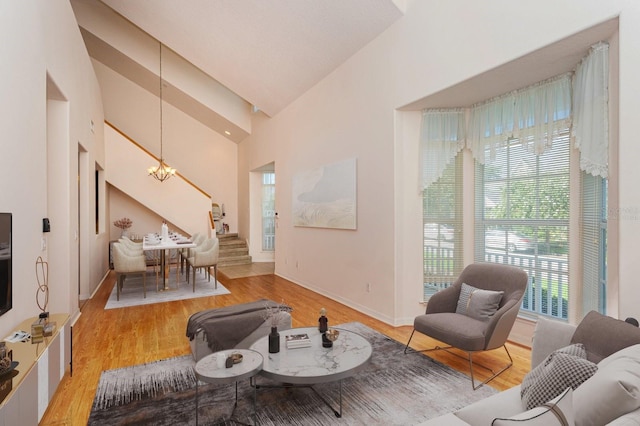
[{"left": 286, "top": 333, "right": 311, "bottom": 348}]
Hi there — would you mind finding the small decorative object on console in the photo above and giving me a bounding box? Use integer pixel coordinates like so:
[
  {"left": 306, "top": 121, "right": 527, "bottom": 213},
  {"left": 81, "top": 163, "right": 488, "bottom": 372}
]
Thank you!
[
  {"left": 31, "top": 321, "right": 44, "bottom": 344},
  {"left": 0, "top": 341, "right": 16, "bottom": 379},
  {"left": 0, "top": 342, "right": 11, "bottom": 373},
  {"left": 4, "top": 331, "right": 30, "bottom": 343}
]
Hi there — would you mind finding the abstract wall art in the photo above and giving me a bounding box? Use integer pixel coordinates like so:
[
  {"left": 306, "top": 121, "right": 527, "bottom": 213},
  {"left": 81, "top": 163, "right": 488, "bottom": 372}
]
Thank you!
[{"left": 292, "top": 158, "right": 357, "bottom": 230}]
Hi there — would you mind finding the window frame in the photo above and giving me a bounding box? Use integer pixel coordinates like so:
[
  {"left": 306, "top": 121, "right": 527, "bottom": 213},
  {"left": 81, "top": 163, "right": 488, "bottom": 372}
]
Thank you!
[
  {"left": 422, "top": 154, "right": 464, "bottom": 300},
  {"left": 474, "top": 131, "right": 572, "bottom": 320}
]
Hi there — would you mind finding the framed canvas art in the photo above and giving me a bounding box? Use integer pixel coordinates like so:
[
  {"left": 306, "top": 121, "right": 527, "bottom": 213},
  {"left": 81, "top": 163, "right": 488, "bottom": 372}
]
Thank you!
[{"left": 292, "top": 158, "right": 356, "bottom": 229}]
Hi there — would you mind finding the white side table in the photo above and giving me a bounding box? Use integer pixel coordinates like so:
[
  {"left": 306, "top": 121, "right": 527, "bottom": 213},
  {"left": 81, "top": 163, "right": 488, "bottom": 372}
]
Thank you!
[{"left": 194, "top": 349, "right": 263, "bottom": 425}]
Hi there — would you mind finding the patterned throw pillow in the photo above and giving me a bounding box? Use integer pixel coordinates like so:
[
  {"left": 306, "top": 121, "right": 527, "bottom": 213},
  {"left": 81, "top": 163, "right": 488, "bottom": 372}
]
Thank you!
[
  {"left": 455, "top": 283, "right": 504, "bottom": 321},
  {"left": 521, "top": 343, "right": 597, "bottom": 410}
]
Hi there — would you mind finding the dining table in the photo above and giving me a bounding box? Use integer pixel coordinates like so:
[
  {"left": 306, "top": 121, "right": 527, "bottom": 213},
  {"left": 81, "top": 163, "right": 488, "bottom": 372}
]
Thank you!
[{"left": 143, "top": 234, "right": 196, "bottom": 291}]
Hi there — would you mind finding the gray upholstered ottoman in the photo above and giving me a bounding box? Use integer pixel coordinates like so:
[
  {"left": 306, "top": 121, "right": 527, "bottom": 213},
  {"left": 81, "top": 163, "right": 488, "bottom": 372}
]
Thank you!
[{"left": 186, "top": 299, "right": 292, "bottom": 361}]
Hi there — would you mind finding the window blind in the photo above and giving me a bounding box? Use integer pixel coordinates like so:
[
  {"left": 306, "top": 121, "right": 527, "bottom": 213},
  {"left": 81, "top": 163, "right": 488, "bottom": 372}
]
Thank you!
[
  {"left": 475, "top": 131, "right": 570, "bottom": 319},
  {"left": 580, "top": 172, "right": 607, "bottom": 314},
  {"left": 423, "top": 155, "right": 463, "bottom": 300}
]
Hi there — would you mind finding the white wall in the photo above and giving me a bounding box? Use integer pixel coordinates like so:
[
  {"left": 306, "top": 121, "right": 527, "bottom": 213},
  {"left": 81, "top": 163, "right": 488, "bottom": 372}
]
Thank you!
[
  {"left": 109, "top": 187, "right": 188, "bottom": 240},
  {"left": 93, "top": 60, "right": 240, "bottom": 233},
  {"left": 71, "top": 0, "right": 252, "bottom": 136},
  {"left": 104, "top": 124, "right": 212, "bottom": 237},
  {"left": 239, "top": 0, "right": 640, "bottom": 325},
  {"left": 0, "top": 1, "right": 105, "bottom": 335}
]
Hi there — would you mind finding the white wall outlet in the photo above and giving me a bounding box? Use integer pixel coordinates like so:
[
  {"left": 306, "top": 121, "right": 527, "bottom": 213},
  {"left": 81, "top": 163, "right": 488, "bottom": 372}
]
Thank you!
[{"left": 41, "top": 237, "right": 47, "bottom": 251}]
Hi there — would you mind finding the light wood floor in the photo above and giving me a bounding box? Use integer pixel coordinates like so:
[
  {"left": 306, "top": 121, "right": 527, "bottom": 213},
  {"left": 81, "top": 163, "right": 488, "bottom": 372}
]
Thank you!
[
  {"left": 40, "top": 266, "right": 532, "bottom": 425},
  {"left": 218, "top": 262, "right": 275, "bottom": 279}
]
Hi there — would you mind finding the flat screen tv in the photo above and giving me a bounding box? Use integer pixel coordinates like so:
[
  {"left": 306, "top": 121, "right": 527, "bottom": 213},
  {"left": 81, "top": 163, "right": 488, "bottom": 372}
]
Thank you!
[{"left": 0, "top": 213, "right": 11, "bottom": 317}]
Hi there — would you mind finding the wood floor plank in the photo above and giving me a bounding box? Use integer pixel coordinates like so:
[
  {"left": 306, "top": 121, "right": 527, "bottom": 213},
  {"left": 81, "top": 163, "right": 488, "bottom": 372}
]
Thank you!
[{"left": 39, "top": 268, "right": 531, "bottom": 425}]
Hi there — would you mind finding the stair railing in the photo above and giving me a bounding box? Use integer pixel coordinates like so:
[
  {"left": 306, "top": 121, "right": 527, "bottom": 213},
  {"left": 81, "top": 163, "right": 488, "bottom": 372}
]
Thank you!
[{"left": 106, "top": 120, "right": 211, "bottom": 199}]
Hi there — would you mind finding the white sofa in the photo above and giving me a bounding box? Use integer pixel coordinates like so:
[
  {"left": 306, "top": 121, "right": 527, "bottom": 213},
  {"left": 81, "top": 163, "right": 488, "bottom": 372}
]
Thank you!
[{"left": 419, "top": 311, "right": 640, "bottom": 425}]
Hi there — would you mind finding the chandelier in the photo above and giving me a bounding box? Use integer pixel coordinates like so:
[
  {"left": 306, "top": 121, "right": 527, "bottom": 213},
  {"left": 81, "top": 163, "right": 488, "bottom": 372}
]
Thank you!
[{"left": 147, "top": 42, "right": 176, "bottom": 182}]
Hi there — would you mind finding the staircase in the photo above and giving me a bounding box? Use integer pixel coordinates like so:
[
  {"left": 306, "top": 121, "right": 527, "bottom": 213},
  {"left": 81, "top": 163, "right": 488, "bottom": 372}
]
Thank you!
[
  {"left": 217, "top": 233, "right": 252, "bottom": 267},
  {"left": 105, "top": 123, "right": 212, "bottom": 234}
]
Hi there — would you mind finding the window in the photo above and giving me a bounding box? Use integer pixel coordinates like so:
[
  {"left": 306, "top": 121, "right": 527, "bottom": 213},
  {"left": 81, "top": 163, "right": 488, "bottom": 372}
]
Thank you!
[
  {"left": 581, "top": 173, "right": 607, "bottom": 314},
  {"left": 423, "top": 155, "right": 463, "bottom": 300},
  {"left": 420, "top": 43, "right": 609, "bottom": 321},
  {"left": 475, "top": 132, "right": 570, "bottom": 319},
  {"left": 262, "top": 172, "right": 276, "bottom": 251}
]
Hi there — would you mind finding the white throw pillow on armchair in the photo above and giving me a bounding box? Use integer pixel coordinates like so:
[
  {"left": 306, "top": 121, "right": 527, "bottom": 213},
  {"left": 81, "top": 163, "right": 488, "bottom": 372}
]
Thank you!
[{"left": 455, "top": 283, "right": 503, "bottom": 321}]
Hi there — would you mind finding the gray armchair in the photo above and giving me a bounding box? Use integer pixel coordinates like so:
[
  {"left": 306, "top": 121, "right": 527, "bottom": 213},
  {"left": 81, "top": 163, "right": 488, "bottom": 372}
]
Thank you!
[{"left": 405, "top": 262, "right": 528, "bottom": 389}]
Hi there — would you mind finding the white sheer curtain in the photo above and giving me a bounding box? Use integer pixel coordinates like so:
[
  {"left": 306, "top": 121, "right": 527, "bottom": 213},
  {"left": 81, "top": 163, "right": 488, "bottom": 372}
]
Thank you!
[
  {"left": 572, "top": 42, "right": 609, "bottom": 178},
  {"left": 467, "top": 74, "right": 572, "bottom": 164},
  {"left": 420, "top": 109, "right": 466, "bottom": 189}
]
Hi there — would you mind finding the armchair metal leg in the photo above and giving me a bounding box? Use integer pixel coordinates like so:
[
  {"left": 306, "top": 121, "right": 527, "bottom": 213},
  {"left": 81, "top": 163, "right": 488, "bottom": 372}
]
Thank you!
[
  {"left": 404, "top": 329, "right": 513, "bottom": 390},
  {"left": 467, "top": 345, "right": 513, "bottom": 390},
  {"left": 403, "top": 329, "right": 416, "bottom": 354}
]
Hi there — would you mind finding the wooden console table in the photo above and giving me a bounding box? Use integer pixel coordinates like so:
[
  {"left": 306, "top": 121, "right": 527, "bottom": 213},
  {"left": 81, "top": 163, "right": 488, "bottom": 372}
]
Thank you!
[{"left": 0, "top": 313, "right": 70, "bottom": 425}]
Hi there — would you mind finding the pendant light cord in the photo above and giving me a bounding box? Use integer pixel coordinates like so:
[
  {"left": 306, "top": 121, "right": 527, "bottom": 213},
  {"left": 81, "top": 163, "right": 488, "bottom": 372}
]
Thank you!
[{"left": 159, "top": 42, "right": 163, "bottom": 161}]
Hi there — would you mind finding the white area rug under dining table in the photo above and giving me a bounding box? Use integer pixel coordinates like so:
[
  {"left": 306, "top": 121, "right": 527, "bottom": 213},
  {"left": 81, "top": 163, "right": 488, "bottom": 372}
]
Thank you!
[{"left": 105, "top": 268, "right": 230, "bottom": 309}]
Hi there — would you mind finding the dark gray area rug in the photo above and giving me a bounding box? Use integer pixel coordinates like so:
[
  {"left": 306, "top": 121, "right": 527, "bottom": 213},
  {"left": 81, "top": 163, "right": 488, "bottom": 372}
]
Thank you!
[{"left": 88, "top": 322, "right": 497, "bottom": 425}]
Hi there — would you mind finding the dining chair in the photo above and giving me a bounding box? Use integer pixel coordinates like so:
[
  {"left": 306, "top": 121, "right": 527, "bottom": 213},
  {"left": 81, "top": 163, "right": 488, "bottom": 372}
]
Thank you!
[
  {"left": 180, "top": 233, "right": 206, "bottom": 275},
  {"left": 120, "top": 237, "right": 159, "bottom": 288},
  {"left": 187, "top": 237, "right": 219, "bottom": 291},
  {"left": 112, "top": 242, "right": 148, "bottom": 300}
]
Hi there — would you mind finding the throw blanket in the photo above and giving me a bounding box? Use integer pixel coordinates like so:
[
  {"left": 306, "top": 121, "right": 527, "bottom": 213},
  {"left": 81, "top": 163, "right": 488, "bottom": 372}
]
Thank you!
[{"left": 186, "top": 299, "right": 290, "bottom": 352}]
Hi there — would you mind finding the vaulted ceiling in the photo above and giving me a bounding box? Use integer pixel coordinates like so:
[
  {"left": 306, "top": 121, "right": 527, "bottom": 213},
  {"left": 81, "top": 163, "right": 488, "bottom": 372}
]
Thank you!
[{"left": 72, "top": 0, "right": 404, "bottom": 141}]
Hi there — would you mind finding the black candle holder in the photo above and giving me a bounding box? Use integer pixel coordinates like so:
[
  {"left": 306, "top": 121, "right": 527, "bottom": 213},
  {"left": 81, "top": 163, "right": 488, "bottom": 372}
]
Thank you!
[{"left": 321, "top": 333, "right": 333, "bottom": 348}]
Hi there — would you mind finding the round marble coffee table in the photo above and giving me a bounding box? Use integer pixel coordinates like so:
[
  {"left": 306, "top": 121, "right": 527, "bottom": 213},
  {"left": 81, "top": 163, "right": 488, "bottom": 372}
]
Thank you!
[
  {"left": 194, "top": 349, "right": 263, "bottom": 425},
  {"left": 249, "top": 326, "right": 372, "bottom": 417}
]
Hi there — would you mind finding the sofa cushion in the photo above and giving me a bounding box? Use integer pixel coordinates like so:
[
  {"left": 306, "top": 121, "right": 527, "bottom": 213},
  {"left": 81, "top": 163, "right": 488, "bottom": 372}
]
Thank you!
[
  {"left": 531, "top": 317, "right": 577, "bottom": 369},
  {"left": 492, "top": 387, "right": 574, "bottom": 426},
  {"left": 415, "top": 412, "right": 471, "bottom": 426},
  {"left": 607, "top": 406, "right": 640, "bottom": 426},
  {"left": 521, "top": 344, "right": 597, "bottom": 410},
  {"left": 456, "top": 283, "right": 503, "bottom": 321},
  {"left": 455, "top": 385, "right": 523, "bottom": 426},
  {"left": 571, "top": 310, "right": 640, "bottom": 363},
  {"left": 573, "top": 344, "right": 640, "bottom": 426}
]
